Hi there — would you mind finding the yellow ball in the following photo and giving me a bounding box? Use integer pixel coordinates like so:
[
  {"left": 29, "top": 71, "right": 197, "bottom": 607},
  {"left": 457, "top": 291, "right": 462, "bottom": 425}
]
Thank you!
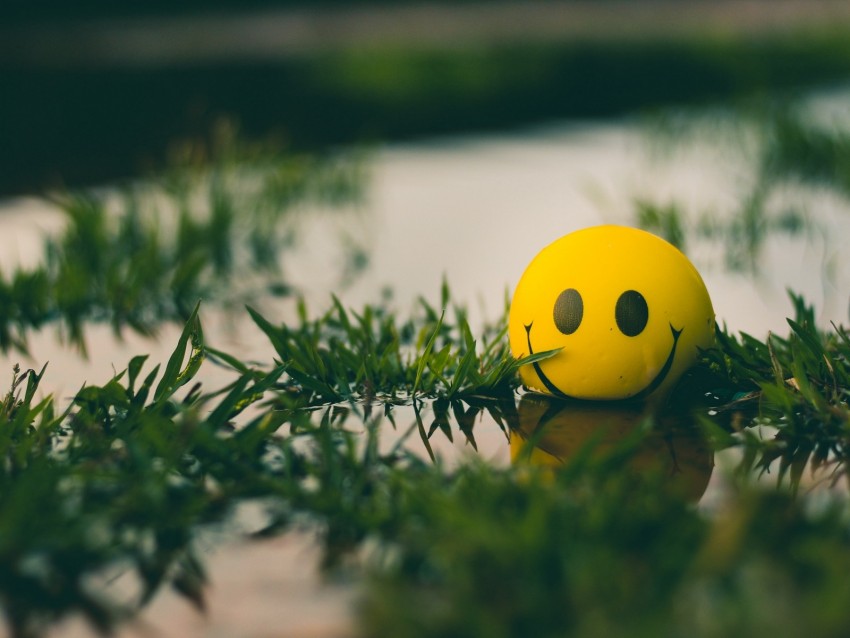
[{"left": 509, "top": 225, "right": 714, "bottom": 401}]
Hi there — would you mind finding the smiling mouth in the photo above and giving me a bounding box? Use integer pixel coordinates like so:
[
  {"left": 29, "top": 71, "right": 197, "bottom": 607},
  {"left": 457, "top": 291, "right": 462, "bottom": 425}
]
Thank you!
[{"left": 524, "top": 322, "right": 683, "bottom": 402}]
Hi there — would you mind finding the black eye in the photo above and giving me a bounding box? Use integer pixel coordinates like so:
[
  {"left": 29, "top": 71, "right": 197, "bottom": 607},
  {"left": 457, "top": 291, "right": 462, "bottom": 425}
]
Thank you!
[
  {"left": 553, "top": 288, "right": 583, "bottom": 335},
  {"left": 615, "top": 290, "right": 648, "bottom": 337}
]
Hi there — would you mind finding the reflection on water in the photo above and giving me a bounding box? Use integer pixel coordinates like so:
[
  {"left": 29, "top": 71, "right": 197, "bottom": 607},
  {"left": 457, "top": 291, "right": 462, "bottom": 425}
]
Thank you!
[
  {"left": 357, "top": 390, "right": 715, "bottom": 503},
  {"left": 507, "top": 393, "right": 714, "bottom": 502}
]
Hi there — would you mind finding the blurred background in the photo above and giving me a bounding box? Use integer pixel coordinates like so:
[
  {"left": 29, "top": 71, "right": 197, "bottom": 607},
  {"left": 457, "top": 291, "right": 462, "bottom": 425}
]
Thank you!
[{"left": 5, "top": 0, "right": 850, "bottom": 195}]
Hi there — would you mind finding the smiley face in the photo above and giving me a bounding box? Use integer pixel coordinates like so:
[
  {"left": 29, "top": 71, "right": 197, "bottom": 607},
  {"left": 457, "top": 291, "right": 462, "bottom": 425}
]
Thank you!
[{"left": 508, "top": 225, "right": 715, "bottom": 401}]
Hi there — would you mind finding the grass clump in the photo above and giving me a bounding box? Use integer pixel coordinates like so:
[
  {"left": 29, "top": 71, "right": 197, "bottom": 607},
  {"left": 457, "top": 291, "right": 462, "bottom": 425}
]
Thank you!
[
  {"left": 234, "top": 284, "right": 557, "bottom": 407},
  {"left": 0, "top": 304, "right": 292, "bottom": 636},
  {"left": 0, "top": 140, "right": 365, "bottom": 354},
  {"left": 702, "top": 294, "right": 850, "bottom": 490},
  {"left": 1, "top": 288, "right": 850, "bottom": 636}
]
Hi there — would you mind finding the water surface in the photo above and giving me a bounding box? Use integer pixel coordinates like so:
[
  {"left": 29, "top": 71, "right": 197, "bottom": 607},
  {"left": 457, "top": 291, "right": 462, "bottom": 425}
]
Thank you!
[{"left": 4, "top": 107, "right": 850, "bottom": 636}]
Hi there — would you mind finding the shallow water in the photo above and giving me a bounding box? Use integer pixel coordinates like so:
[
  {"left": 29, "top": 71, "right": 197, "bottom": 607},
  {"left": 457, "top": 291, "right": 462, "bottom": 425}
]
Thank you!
[{"left": 4, "top": 106, "right": 850, "bottom": 636}]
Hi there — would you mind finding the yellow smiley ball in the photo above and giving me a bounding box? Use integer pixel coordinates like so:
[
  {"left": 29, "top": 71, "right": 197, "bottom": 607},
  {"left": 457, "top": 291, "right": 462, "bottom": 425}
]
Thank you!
[{"left": 509, "top": 225, "right": 715, "bottom": 401}]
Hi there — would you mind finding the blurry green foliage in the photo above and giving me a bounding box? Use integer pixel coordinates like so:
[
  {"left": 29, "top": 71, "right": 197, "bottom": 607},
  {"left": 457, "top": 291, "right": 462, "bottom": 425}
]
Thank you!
[
  {"left": 359, "top": 465, "right": 850, "bottom": 638},
  {"left": 634, "top": 200, "right": 687, "bottom": 250},
  {"left": 0, "top": 138, "right": 365, "bottom": 354},
  {"left": 762, "top": 108, "right": 850, "bottom": 195},
  {"left": 635, "top": 102, "right": 850, "bottom": 273},
  {"left": 7, "top": 24, "right": 850, "bottom": 193}
]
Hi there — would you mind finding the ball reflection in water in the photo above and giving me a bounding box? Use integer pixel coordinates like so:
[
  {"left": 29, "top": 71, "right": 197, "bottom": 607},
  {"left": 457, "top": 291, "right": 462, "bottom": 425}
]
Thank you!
[{"left": 509, "top": 393, "right": 714, "bottom": 502}]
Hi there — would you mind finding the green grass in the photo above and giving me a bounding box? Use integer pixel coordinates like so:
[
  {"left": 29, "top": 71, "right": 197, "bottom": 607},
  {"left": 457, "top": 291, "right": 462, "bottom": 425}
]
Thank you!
[
  {"left": 5, "top": 101, "right": 850, "bottom": 637},
  {"left": 0, "top": 138, "right": 365, "bottom": 354},
  {"left": 2, "top": 281, "right": 850, "bottom": 636},
  {"left": 233, "top": 284, "right": 558, "bottom": 406}
]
